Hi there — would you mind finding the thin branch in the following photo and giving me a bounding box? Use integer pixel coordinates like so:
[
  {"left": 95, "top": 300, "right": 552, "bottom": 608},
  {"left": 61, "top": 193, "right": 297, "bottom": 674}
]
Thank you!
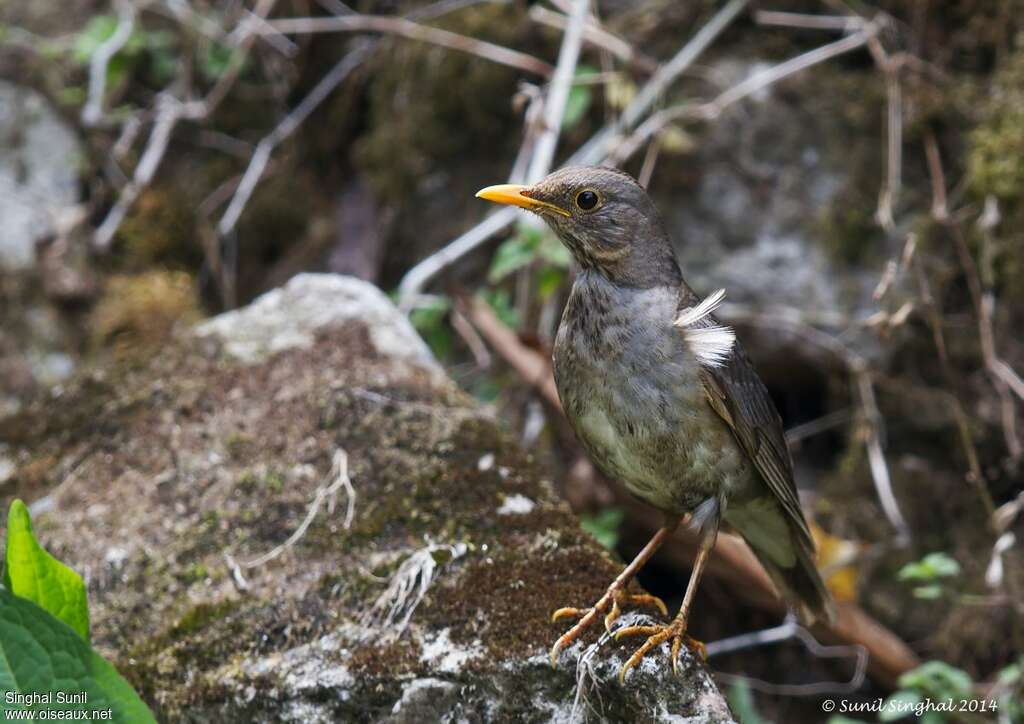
[
  {"left": 636, "top": 134, "right": 661, "bottom": 189},
  {"left": 528, "top": 5, "right": 657, "bottom": 74},
  {"left": 854, "top": 365, "right": 911, "bottom": 543},
  {"left": 218, "top": 44, "right": 372, "bottom": 236},
  {"left": 786, "top": 408, "right": 853, "bottom": 445},
  {"left": 912, "top": 258, "right": 998, "bottom": 523},
  {"left": 866, "top": 33, "right": 903, "bottom": 232},
  {"left": 82, "top": 0, "right": 137, "bottom": 127},
  {"left": 924, "top": 130, "right": 1024, "bottom": 463},
  {"left": 611, "top": 24, "right": 875, "bottom": 164},
  {"left": 459, "top": 294, "right": 562, "bottom": 410},
  {"left": 263, "top": 14, "right": 553, "bottom": 76},
  {"left": 92, "top": 0, "right": 282, "bottom": 251},
  {"left": 572, "top": 0, "right": 750, "bottom": 165},
  {"left": 520, "top": 0, "right": 588, "bottom": 189},
  {"left": 240, "top": 449, "right": 355, "bottom": 569},
  {"left": 709, "top": 619, "right": 869, "bottom": 697},
  {"left": 94, "top": 93, "right": 187, "bottom": 251},
  {"left": 397, "top": 0, "right": 749, "bottom": 306},
  {"left": 754, "top": 11, "right": 863, "bottom": 32}
]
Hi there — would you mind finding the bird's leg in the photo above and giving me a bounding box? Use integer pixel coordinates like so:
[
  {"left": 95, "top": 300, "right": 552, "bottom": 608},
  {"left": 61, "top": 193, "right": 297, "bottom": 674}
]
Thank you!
[
  {"left": 615, "top": 505, "right": 720, "bottom": 682},
  {"left": 549, "top": 518, "right": 680, "bottom": 667}
]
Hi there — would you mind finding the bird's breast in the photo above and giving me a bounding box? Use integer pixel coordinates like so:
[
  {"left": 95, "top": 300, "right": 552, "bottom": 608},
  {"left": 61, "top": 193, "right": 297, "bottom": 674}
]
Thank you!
[{"left": 553, "top": 276, "right": 749, "bottom": 513}]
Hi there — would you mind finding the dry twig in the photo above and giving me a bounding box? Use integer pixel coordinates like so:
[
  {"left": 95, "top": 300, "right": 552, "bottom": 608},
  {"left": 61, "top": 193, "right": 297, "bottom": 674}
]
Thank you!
[
  {"left": 82, "top": 0, "right": 137, "bottom": 127},
  {"left": 240, "top": 449, "right": 356, "bottom": 569},
  {"left": 528, "top": 5, "right": 657, "bottom": 74},
  {"left": 397, "top": 0, "right": 750, "bottom": 307},
  {"left": 263, "top": 14, "right": 554, "bottom": 76},
  {"left": 611, "top": 23, "right": 876, "bottom": 164},
  {"left": 708, "top": 618, "right": 869, "bottom": 697}
]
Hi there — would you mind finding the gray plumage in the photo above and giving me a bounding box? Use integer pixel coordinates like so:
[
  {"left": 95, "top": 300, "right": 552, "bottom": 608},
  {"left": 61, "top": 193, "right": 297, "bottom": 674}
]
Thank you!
[{"left": 523, "top": 166, "right": 835, "bottom": 625}]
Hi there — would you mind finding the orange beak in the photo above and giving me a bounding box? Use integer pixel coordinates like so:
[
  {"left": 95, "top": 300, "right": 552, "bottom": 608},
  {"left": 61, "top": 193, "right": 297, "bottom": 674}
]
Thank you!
[{"left": 475, "top": 184, "right": 570, "bottom": 217}]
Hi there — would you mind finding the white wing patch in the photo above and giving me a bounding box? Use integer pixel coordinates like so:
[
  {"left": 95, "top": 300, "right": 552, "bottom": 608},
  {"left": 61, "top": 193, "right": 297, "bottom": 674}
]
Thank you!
[{"left": 673, "top": 288, "right": 735, "bottom": 368}]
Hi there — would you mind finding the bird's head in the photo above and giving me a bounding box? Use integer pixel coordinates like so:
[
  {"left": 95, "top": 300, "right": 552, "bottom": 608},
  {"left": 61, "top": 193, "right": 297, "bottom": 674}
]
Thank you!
[{"left": 476, "top": 166, "right": 680, "bottom": 288}]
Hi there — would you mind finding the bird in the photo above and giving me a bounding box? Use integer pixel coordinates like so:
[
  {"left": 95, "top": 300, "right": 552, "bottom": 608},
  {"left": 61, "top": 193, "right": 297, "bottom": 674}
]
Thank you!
[{"left": 476, "top": 166, "right": 835, "bottom": 682}]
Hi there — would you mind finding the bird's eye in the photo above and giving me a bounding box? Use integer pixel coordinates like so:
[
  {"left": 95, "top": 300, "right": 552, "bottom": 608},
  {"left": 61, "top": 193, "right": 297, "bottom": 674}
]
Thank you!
[{"left": 575, "top": 190, "right": 599, "bottom": 211}]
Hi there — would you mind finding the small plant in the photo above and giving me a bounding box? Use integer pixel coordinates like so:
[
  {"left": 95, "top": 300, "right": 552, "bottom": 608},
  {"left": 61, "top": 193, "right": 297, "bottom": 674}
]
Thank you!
[
  {"left": 409, "top": 294, "right": 454, "bottom": 358},
  {"left": 881, "top": 660, "right": 980, "bottom": 723},
  {"left": 580, "top": 507, "right": 625, "bottom": 550},
  {"left": 1, "top": 500, "right": 154, "bottom": 722},
  {"left": 896, "top": 552, "right": 960, "bottom": 600}
]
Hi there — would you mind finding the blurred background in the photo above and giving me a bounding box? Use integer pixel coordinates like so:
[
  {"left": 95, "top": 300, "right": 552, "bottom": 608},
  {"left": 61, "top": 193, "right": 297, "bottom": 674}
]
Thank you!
[{"left": 0, "top": 0, "right": 1022, "bottom": 720}]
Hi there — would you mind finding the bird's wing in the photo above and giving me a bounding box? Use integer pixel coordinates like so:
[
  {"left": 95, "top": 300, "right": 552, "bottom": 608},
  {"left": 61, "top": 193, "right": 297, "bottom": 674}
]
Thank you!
[{"left": 675, "top": 289, "right": 813, "bottom": 548}]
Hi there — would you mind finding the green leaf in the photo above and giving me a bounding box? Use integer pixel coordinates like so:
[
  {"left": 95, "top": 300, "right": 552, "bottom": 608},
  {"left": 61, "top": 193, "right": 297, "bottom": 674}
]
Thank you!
[
  {"left": 898, "top": 660, "right": 973, "bottom": 700},
  {"left": 898, "top": 552, "right": 960, "bottom": 582},
  {"left": 0, "top": 587, "right": 154, "bottom": 722},
  {"left": 479, "top": 289, "right": 520, "bottom": 330},
  {"left": 997, "top": 659, "right": 1021, "bottom": 685},
  {"left": 4, "top": 500, "right": 89, "bottom": 641},
  {"left": 536, "top": 267, "right": 566, "bottom": 301},
  {"left": 201, "top": 41, "right": 237, "bottom": 81},
  {"left": 912, "top": 584, "right": 944, "bottom": 599},
  {"left": 409, "top": 295, "right": 453, "bottom": 360},
  {"left": 880, "top": 690, "right": 922, "bottom": 721},
  {"left": 72, "top": 15, "right": 118, "bottom": 64},
  {"left": 488, "top": 229, "right": 542, "bottom": 283},
  {"left": 827, "top": 717, "right": 869, "bottom": 724},
  {"left": 726, "top": 680, "right": 764, "bottom": 724},
  {"left": 580, "top": 508, "right": 624, "bottom": 550},
  {"left": 562, "top": 66, "right": 596, "bottom": 130}
]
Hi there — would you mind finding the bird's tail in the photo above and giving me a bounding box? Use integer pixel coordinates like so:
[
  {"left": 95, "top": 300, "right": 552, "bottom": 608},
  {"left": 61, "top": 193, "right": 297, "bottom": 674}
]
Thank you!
[{"left": 754, "top": 543, "right": 837, "bottom": 626}]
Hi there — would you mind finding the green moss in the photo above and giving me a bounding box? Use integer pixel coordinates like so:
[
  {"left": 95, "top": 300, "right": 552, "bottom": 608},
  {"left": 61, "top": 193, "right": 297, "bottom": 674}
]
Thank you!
[
  {"left": 88, "top": 271, "right": 201, "bottom": 354},
  {"left": 116, "top": 187, "right": 203, "bottom": 271},
  {"left": 353, "top": 4, "right": 543, "bottom": 198},
  {"left": 171, "top": 599, "right": 238, "bottom": 639},
  {"left": 968, "top": 76, "right": 1024, "bottom": 198},
  {"left": 815, "top": 203, "right": 882, "bottom": 266}
]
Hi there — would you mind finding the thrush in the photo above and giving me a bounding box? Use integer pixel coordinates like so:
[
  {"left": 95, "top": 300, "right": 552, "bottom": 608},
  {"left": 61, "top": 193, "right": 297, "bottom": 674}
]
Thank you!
[{"left": 476, "top": 166, "right": 836, "bottom": 681}]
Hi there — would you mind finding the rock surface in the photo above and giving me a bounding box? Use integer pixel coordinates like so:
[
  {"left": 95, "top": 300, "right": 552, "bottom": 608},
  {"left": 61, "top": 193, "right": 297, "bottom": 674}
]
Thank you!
[
  {"left": 1, "top": 274, "right": 735, "bottom": 723},
  {"left": 0, "top": 81, "right": 81, "bottom": 271}
]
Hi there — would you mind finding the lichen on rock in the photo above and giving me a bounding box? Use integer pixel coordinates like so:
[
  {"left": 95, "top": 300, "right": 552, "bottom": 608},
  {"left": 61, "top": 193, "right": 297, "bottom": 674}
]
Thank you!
[{"left": 2, "top": 274, "right": 734, "bottom": 722}]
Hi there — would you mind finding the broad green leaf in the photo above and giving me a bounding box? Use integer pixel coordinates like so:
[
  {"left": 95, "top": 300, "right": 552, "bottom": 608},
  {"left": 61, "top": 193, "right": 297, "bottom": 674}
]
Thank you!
[
  {"left": 898, "top": 660, "right": 974, "bottom": 700},
  {"left": 580, "top": 508, "right": 624, "bottom": 550},
  {"left": 879, "top": 690, "right": 922, "bottom": 721},
  {"left": 72, "top": 15, "right": 119, "bottom": 64},
  {"left": 726, "top": 680, "right": 764, "bottom": 724},
  {"left": 997, "top": 659, "right": 1021, "bottom": 685},
  {"left": 537, "top": 267, "right": 566, "bottom": 301},
  {"left": 898, "top": 552, "right": 960, "bottom": 582},
  {"left": 409, "top": 295, "right": 453, "bottom": 360},
  {"left": 912, "top": 584, "right": 943, "bottom": 599},
  {"left": 4, "top": 500, "right": 89, "bottom": 641},
  {"left": 480, "top": 289, "right": 520, "bottom": 330},
  {"left": 0, "top": 587, "right": 154, "bottom": 722},
  {"left": 488, "top": 227, "right": 543, "bottom": 283},
  {"left": 201, "top": 42, "right": 237, "bottom": 81}
]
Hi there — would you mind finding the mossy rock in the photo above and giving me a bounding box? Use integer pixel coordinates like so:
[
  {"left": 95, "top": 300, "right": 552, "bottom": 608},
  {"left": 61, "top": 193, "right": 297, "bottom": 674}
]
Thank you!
[{"left": 4, "top": 274, "right": 734, "bottom": 722}]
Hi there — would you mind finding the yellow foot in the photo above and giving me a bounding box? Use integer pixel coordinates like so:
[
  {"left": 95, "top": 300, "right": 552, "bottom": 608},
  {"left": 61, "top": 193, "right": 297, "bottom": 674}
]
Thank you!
[
  {"left": 549, "top": 589, "right": 668, "bottom": 667},
  {"left": 614, "top": 619, "right": 706, "bottom": 683}
]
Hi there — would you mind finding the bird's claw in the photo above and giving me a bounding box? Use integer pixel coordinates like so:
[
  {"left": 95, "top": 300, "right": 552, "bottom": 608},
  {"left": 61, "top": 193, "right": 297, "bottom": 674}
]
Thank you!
[
  {"left": 549, "top": 589, "right": 668, "bottom": 667},
  {"left": 614, "top": 619, "right": 705, "bottom": 683}
]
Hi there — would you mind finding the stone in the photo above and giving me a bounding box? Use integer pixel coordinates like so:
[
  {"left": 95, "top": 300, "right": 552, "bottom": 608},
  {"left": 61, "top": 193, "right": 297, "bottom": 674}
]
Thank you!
[
  {"left": 2, "top": 273, "right": 735, "bottom": 722},
  {"left": 0, "top": 81, "right": 81, "bottom": 270}
]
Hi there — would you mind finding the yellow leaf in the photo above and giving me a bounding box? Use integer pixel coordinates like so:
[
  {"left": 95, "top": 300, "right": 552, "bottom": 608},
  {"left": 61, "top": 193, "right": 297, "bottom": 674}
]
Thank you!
[{"left": 810, "top": 520, "right": 861, "bottom": 604}]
